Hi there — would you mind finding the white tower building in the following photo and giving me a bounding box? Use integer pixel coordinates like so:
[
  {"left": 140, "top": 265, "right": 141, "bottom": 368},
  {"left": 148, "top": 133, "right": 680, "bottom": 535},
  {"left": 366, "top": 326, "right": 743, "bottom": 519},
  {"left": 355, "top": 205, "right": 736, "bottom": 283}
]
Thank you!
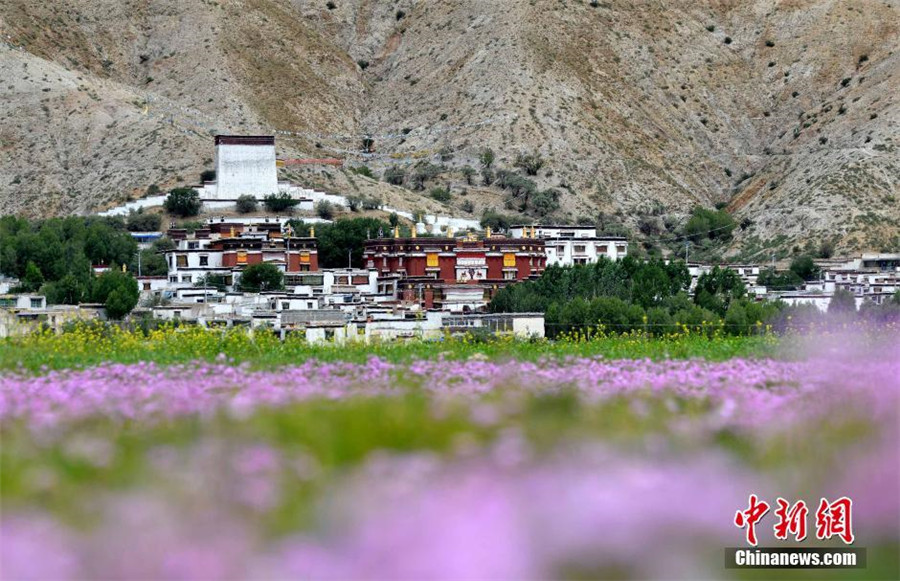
[{"left": 210, "top": 135, "right": 279, "bottom": 199}]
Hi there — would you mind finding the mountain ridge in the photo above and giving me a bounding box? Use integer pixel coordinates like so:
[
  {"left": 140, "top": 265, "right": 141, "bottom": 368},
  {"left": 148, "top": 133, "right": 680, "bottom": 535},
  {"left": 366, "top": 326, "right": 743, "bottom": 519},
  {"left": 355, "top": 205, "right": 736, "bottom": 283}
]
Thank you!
[{"left": 1, "top": 0, "right": 897, "bottom": 256}]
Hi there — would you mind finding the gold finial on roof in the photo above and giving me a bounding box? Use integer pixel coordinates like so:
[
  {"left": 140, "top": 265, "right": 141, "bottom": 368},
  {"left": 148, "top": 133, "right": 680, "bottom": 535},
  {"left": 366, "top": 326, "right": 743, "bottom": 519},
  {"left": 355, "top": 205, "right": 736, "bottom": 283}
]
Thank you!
[{"left": 310, "top": 226, "right": 315, "bottom": 238}]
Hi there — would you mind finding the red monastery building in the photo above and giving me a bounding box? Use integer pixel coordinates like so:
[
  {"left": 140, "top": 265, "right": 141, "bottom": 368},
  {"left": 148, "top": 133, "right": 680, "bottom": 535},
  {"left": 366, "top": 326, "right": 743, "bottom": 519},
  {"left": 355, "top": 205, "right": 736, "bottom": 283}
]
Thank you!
[{"left": 363, "top": 229, "right": 546, "bottom": 311}]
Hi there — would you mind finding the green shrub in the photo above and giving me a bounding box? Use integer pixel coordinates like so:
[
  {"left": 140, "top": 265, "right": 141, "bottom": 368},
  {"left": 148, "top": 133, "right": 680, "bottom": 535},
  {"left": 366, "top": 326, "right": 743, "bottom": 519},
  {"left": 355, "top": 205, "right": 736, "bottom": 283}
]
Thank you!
[
  {"left": 429, "top": 187, "right": 452, "bottom": 203},
  {"left": 315, "top": 200, "right": 335, "bottom": 220},
  {"left": 264, "top": 193, "right": 300, "bottom": 213},
  {"left": 514, "top": 151, "right": 545, "bottom": 176},
  {"left": 684, "top": 207, "right": 736, "bottom": 242},
  {"left": 383, "top": 165, "right": 406, "bottom": 186},
  {"left": 236, "top": 195, "right": 258, "bottom": 214}
]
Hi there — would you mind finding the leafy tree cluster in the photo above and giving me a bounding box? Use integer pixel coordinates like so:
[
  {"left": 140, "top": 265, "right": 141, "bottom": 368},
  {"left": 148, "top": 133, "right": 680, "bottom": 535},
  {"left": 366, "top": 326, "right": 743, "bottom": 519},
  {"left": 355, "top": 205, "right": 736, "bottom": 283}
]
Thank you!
[
  {"left": 164, "top": 188, "right": 201, "bottom": 217},
  {"left": 315, "top": 200, "right": 335, "bottom": 220},
  {"left": 479, "top": 210, "right": 516, "bottom": 232},
  {"left": 0, "top": 216, "right": 145, "bottom": 318},
  {"left": 789, "top": 255, "right": 820, "bottom": 281},
  {"left": 288, "top": 217, "right": 394, "bottom": 269},
  {"left": 91, "top": 269, "right": 140, "bottom": 319},
  {"left": 410, "top": 163, "right": 443, "bottom": 191},
  {"left": 490, "top": 258, "right": 780, "bottom": 336},
  {"left": 513, "top": 151, "right": 545, "bottom": 176},
  {"left": 757, "top": 268, "right": 803, "bottom": 290},
  {"left": 491, "top": 167, "right": 559, "bottom": 217},
  {"left": 237, "top": 263, "right": 283, "bottom": 293},
  {"left": 126, "top": 209, "right": 162, "bottom": 232}
]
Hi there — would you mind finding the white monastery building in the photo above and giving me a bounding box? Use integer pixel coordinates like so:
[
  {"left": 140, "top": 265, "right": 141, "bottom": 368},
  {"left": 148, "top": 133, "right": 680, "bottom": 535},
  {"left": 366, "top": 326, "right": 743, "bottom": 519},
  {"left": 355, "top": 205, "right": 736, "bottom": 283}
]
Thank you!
[
  {"left": 509, "top": 225, "right": 628, "bottom": 266},
  {"left": 196, "top": 135, "right": 306, "bottom": 202}
]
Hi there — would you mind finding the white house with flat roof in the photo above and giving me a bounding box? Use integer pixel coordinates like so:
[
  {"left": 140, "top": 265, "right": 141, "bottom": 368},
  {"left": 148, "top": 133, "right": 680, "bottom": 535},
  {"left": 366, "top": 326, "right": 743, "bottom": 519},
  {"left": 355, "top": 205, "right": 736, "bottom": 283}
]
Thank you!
[{"left": 509, "top": 225, "right": 628, "bottom": 266}]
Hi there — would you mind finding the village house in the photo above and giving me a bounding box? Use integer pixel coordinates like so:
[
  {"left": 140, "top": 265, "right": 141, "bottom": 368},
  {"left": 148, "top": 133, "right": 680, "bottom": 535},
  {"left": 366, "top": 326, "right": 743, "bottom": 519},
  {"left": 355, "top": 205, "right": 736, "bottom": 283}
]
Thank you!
[
  {"left": 509, "top": 224, "right": 628, "bottom": 266},
  {"left": 164, "top": 218, "right": 319, "bottom": 289}
]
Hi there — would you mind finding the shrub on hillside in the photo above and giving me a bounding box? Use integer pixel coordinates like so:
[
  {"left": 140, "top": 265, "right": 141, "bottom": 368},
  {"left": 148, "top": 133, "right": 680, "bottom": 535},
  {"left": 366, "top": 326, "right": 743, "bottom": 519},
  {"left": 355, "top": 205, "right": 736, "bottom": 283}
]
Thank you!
[
  {"left": 514, "top": 151, "right": 545, "bottom": 176},
  {"left": 236, "top": 195, "right": 258, "bottom": 214},
  {"left": 383, "top": 166, "right": 406, "bottom": 186},
  {"left": 684, "top": 207, "right": 736, "bottom": 242},
  {"left": 263, "top": 193, "right": 300, "bottom": 213},
  {"left": 316, "top": 200, "right": 335, "bottom": 220},
  {"left": 164, "top": 188, "right": 201, "bottom": 218},
  {"left": 429, "top": 187, "right": 452, "bottom": 203}
]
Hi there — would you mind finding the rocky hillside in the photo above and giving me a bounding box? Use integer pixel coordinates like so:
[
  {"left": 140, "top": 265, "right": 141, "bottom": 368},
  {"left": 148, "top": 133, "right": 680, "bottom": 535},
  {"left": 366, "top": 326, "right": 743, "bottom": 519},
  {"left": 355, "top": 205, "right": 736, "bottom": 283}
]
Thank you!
[{"left": 1, "top": 0, "right": 897, "bottom": 255}]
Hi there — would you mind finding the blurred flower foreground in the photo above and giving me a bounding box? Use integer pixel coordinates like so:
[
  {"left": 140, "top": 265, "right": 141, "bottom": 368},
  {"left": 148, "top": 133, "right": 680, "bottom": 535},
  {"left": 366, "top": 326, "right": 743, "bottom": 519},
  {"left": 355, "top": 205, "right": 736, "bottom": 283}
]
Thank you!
[{"left": 1, "top": 342, "right": 898, "bottom": 580}]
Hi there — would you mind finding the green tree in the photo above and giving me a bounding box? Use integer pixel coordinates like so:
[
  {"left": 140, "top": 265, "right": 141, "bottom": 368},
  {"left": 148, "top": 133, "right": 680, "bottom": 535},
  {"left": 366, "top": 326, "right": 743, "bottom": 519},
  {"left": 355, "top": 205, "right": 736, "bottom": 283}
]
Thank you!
[
  {"left": 22, "top": 261, "right": 44, "bottom": 292},
  {"left": 790, "top": 255, "right": 820, "bottom": 281},
  {"left": 92, "top": 269, "right": 139, "bottom": 319},
  {"left": 429, "top": 187, "right": 452, "bottom": 203},
  {"left": 529, "top": 188, "right": 560, "bottom": 216},
  {"left": 828, "top": 288, "right": 856, "bottom": 315},
  {"left": 238, "top": 263, "right": 284, "bottom": 292},
  {"left": 757, "top": 268, "right": 803, "bottom": 290},
  {"left": 461, "top": 166, "right": 476, "bottom": 185},
  {"left": 514, "top": 151, "right": 545, "bottom": 176},
  {"left": 479, "top": 148, "right": 495, "bottom": 169},
  {"left": 315, "top": 200, "right": 335, "bottom": 220},
  {"left": 291, "top": 217, "right": 392, "bottom": 269},
  {"left": 236, "top": 195, "right": 258, "bottom": 214},
  {"left": 164, "top": 188, "right": 201, "bottom": 217},
  {"left": 126, "top": 210, "right": 162, "bottom": 232},
  {"left": 480, "top": 210, "right": 513, "bottom": 231},
  {"left": 411, "top": 163, "right": 442, "bottom": 190},
  {"left": 41, "top": 274, "right": 88, "bottom": 305},
  {"left": 693, "top": 266, "right": 746, "bottom": 316}
]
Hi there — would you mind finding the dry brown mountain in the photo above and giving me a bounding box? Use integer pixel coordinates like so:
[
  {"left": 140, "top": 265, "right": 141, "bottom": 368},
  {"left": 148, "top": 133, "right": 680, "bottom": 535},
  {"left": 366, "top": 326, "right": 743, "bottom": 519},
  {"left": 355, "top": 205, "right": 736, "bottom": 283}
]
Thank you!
[{"left": 1, "top": 0, "right": 897, "bottom": 256}]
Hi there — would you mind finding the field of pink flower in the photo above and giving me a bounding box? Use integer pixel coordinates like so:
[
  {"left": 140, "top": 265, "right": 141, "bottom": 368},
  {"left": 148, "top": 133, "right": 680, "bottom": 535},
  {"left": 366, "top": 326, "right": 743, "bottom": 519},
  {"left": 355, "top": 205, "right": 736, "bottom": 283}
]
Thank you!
[{"left": 1, "top": 337, "right": 898, "bottom": 580}]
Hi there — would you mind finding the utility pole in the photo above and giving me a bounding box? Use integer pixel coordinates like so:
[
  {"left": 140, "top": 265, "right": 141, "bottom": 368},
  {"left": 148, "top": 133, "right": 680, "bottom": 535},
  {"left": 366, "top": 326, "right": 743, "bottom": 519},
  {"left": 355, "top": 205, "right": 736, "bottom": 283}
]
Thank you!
[
  {"left": 137, "top": 248, "right": 142, "bottom": 277},
  {"left": 348, "top": 248, "right": 352, "bottom": 269},
  {"left": 685, "top": 241, "right": 689, "bottom": 264},
  {"left": 771, "top": 253, "right": 776, "bottom": 271}
]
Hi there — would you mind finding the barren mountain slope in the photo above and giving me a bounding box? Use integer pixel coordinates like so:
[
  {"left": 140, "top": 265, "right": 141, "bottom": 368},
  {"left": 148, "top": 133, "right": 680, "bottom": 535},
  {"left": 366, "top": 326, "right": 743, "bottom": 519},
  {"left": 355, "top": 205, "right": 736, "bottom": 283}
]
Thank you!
[{"left": 1, "top": 0, "right": 897, "bottom": 254}]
